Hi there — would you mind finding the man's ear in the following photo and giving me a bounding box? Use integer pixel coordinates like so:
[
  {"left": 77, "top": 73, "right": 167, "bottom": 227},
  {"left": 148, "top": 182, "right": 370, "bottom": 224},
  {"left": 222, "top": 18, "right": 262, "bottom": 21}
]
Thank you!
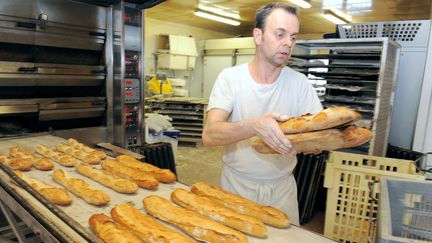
[{"left": 253, "top": 28, "right": 263, "bottom": 46}]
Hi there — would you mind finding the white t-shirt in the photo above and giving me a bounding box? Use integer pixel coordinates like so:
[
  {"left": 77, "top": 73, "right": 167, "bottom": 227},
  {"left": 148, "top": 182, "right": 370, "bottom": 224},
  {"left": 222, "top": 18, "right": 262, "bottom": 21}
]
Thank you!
[{"left": 207, "top": 63, "right": 322, "bottom": 180}]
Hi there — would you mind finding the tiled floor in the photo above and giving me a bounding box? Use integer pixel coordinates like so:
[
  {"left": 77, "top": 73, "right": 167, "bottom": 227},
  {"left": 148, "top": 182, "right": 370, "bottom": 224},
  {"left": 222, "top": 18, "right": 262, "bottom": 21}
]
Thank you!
[{"left": 174, "top": 143, "right": 326, "bottom": 235}]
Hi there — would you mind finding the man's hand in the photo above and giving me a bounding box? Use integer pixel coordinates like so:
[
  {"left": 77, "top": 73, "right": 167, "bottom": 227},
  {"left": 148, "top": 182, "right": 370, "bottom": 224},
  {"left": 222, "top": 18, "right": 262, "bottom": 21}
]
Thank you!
[{"left": 251, "top": 112, "right": 295, "bottom": 154}]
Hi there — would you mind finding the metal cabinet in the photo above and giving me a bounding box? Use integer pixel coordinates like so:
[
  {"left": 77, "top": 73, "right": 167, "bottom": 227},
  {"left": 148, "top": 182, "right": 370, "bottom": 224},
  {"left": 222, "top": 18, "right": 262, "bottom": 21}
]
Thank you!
[{"left": 291, "top": 38, "right": 400, "bottom": 156}]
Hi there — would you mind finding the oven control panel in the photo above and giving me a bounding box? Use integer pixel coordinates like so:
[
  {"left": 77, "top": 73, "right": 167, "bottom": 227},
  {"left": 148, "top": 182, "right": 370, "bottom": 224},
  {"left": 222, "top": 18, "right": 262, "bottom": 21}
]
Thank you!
[
  {"left": 124, "top": 78, "right": 139, "bottom": 103},
  {"left": 125, "top": 51, "right": 140, "bottom": 78},
  {"left": 125, "top": 103, "right": 139, "bottom": 146}
]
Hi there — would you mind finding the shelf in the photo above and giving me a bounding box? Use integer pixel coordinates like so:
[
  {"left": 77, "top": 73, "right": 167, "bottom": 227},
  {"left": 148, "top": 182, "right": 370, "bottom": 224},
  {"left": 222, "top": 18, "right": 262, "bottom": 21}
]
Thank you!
[
  {"left": 146, "top": 98, "right": 207, "bottom": 145},
  {"left": 291, "top": 54, "right": 381, "bottom": 60},
  {"left": 292, "top": 38, "right": 400, "bottom": 156}
]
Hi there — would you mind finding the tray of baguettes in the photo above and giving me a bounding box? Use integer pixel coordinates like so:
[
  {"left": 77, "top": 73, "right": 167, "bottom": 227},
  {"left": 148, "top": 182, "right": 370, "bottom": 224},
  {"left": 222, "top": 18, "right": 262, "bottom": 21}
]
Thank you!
[{"left": 0, "top": 107, "right": 360, "bottom": 242}]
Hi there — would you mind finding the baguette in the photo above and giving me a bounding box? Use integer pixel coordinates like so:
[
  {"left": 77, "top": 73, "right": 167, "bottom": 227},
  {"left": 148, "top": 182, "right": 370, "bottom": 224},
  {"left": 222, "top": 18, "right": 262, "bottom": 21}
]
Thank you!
[
  {"left": 343, "top": 126, "right": 375, "bottom": 148},
  {"left": 111, "top": 203, "right": 194, "bottom": 243},
  {"left": 52, "top": 169, "right": 110, "bottom": 206},
  {"left": 89, "top": 213, "right": 142, "bottom": 243},
  {"left": 116, "top": 155, "right": 176, "bottom": 183},
  {"left": 252, "top": 126, "right": 373, "bottom": 154},
  {"left": 10, "top": 146, "right": 54, "bottom": 171},
  {"left": 143, "top": 195, "right": 247, "bottom": 243},
  {"left": 56, "top": 143, "right": 101, "bottom": 164},
  {"left": 15, "top": 170, "right": 72, "bottom": 206},
  {"left": 191, "top": 182, "right": 289, "bottom": 228},
  {"left": 279, "top": 106, "right": 360, "bottom": 134},
  {"left": 35, "top": 144, "right": 77, "bottom": 167},
  {"left": 67, "top": 138, "right": 107, "bottom": 160},
  {"left": 172, "top": 188, "right": 267, "bottom": 238},
  {"left": 101, "top": 159, "right": 158, "bottom": 190},
  {"left": 75, "top": 163, "right": 138, "bottom": 194},
  {"left": 0, "top": 153, "right": 33, "bottom": 171}
]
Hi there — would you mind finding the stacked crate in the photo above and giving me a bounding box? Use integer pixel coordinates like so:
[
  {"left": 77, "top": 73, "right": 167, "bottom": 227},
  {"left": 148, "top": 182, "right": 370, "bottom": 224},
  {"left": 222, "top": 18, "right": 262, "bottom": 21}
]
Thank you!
[{"left": 324, "top": 151, "right": 425, "bottom": 243}]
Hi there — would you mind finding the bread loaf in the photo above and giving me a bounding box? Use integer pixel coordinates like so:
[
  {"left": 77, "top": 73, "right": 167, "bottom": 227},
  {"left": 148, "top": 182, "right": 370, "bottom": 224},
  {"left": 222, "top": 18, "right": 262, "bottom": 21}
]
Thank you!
[
  {"left": 116, "top": 155, "right": 176, "bottom": 183},
  {"left": 56, "top": 143, "right": 101, "bottom": 164},
  {"left": 35, "top": 144, "right": 77, "bottom": 167},
  {"left": 111, "top": 203, "right": 194, "bottom": 243},
  {"left": 75, "top": 163, "right": 138, "bottom": 194},
  {"left": 279, "top": 106, "right": 360, "bottom": 134},
  {"left": 342, "top": 126, "right": 375, "bottom": 148},
  {"left": 191, "top": 182, "right": 290, "bottom": 228},
  {"left": 15, "top": 170, "right": 72, "bottom": 206},
  {"left": 252, "top": 126, "right": 373, "bottom": 154},
  {"left": 101, "top": 159, "right": 158, "bottom": 190},
  {"left": 172, "top": 188, "right": 267, "bottom": 238},
  {"left": 143, "top": 195, "right": 248, "bottom": 243},
  {"left": 10, "top": 146, "right": 54, "bottom": 171},
  {"left": 0, "top": 153, "right": 33, "bottom": 171},
  {"left": 67, "top": 138, "right": 107, "bottom": 159},
  {"left": 89, "top": 213, "right": 142, "bottom": 243},
  {"left": 52, "top": 169, "right": 110, "bottom": 206}
]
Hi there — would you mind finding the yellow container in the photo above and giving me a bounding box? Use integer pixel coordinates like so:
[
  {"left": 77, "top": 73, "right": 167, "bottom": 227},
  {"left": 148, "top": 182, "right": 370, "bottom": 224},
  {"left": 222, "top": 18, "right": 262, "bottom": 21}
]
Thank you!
[{"left": 323, "top": 151, "right": 425, "bottom": 243}]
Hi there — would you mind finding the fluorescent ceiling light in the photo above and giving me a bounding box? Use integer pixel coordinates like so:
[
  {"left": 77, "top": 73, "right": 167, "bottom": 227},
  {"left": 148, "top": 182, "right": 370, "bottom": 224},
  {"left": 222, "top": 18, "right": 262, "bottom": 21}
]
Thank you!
[
  {"left": 322, "top": 9, "right": 351, "bottom": 25},
  {"left": 198, "top": 4, "right": 240, "bottom": 19},
  {"left": 194, "top": 10, "right": 240, "bottom": 26},
  {"left": 327, "top": 8, "right": 352, "bottom": 22},
  {"left": 287, "top": 0, "right": 311, "bottom": 9}
]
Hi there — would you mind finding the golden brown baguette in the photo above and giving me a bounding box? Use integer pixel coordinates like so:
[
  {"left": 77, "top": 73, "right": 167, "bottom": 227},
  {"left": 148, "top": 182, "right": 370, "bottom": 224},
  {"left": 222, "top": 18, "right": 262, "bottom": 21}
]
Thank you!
[
  {"left": 342, "top": 126, "right": 375, "bottom": 148},
  {"left": 89, "top": 213, "right": 142, "bottom": 243},
  {"left": 15, "top": 170, "right": 72, "bottom": 206},
  {"left": 10, "top": 146, "right": 54, "bottom": 171},
  {"left": 56, "top": 143, "right": 101, "bottom": 164},
  {"left": 75, "top": 163, "right": 138, "bottom": 194},
  {"left": 252, "top": 126, "right": 373, "bottom": 154},
  {"left": 191, "top": 182, "right": 289, "bottom": 228},
  {"left": 143, "top": 195, "right": 247, "bottom": 243},
  {"left": 116, "top": 155, "right": 176, "bottom": 183},
  {"left": 67, "top": 138, "right": 107, "bottom": 160},
  {"left": 279, "top": 106, "right": 360, "bottom": 134},
  {"left": 35, "top": 144, "right": 77, "bottom": 167},
  {"left": 0, "top": 153, "right": 33, "bottom": 171},
  {"left": 101, "top": 159, "right": 158, "bottom": 190},
  {"left": 111, "top": 203, "right": 194, "bottom": 243},
  {"left": 172, "top": 188, "right": 267, "bottom": 238},
  {"left": 52, "top": 169, "right": 110, "bottom": 206}
]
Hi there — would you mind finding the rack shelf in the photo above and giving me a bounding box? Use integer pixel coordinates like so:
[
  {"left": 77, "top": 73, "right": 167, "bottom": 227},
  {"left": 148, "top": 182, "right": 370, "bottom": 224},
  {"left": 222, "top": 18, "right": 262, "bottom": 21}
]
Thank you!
[
  {"left": 292, "top": 38, "right": 400, "bottom": 156},
  {"left": 146, "top": 97, "right": 208, "bottom": 145}
]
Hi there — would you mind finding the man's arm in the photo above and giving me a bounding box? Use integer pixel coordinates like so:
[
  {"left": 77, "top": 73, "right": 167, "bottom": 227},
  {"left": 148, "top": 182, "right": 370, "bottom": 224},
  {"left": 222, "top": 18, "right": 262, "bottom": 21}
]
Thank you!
[{"left": 202, "top": 108, "right": 294, "bottom": 154}]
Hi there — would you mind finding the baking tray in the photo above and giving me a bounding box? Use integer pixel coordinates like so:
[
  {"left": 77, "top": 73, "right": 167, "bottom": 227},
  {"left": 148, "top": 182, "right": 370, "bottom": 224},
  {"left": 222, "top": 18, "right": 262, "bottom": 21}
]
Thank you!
[{"left": 0, "top": 134, "right": 336, "bottom": 243}]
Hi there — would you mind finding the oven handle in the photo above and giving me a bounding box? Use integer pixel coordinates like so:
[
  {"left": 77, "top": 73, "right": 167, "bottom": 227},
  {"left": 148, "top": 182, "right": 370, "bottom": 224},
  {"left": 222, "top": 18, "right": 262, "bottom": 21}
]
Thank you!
[
  {"left": 16, "top": 21, "right": 37, "bottom": 29},
  {"left": 90, "top": 70, "right": 105, "bottom": 74},
  {"left": 89, "top": 31, "right": 105, "bottom": 37},
  {"left": 18, "top": 67, "right": 38, "bottom": 73}
]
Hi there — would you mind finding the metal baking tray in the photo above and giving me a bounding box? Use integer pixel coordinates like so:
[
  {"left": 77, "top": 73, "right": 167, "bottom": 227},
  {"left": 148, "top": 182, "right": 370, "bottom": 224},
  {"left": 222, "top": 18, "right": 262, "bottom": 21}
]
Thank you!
[{"left": 0, "top": 134, "right": 336, "bottom": 243}]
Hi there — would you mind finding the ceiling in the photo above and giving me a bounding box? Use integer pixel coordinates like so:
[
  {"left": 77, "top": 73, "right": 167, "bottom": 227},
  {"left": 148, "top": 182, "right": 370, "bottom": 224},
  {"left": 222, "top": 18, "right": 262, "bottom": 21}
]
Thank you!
[{"left": 145, "top": 0, "right": 432, "bottom": 37}]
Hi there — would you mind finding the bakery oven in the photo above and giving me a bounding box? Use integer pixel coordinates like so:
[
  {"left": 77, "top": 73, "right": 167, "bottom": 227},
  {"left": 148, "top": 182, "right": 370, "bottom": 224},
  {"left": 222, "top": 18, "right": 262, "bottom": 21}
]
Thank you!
[{"left": 0, "top": 0, "right": 146, "bottom": 149}]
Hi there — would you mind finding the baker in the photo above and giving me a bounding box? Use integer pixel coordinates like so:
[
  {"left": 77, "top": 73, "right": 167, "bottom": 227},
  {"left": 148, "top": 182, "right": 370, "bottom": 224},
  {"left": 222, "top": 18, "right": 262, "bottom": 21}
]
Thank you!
[{"left": 202, "top": 2, "right": 322, "bottom": 225}]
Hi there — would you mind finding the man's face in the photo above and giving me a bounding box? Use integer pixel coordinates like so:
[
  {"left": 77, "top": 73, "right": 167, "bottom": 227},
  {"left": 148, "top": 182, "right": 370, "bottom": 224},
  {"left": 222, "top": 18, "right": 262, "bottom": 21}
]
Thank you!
[{"left": 254, "top": 9, "right": 299, "bottom": 67}]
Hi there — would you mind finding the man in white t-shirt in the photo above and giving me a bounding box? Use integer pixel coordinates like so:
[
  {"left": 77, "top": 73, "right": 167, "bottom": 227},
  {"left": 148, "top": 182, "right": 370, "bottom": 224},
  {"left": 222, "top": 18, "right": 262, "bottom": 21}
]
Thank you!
[{"left": 202, "top": 3, "right": 322, "bottom": 225}]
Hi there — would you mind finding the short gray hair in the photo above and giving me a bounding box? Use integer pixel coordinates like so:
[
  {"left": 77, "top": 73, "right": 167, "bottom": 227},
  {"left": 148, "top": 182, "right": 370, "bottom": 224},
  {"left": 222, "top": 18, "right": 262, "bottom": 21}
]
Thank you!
[{"left": 255, "top": 3, "right": 297, "bottom": 30}]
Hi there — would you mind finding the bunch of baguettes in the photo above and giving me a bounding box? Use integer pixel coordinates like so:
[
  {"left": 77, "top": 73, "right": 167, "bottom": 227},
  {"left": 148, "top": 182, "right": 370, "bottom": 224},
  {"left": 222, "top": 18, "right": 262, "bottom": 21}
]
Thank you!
[
  {"left": 89, "top": 182, "right": 290, "bottom": 243},
  {"left": 252, "top": 106, "right": 374, "bottom": 154}
]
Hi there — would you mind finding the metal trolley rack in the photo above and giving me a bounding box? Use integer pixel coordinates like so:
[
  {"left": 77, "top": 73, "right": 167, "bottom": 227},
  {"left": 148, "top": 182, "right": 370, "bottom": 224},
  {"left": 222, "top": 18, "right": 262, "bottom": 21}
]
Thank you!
[{"left": 290, "top": 38, "right": 400, "bottom": 156}]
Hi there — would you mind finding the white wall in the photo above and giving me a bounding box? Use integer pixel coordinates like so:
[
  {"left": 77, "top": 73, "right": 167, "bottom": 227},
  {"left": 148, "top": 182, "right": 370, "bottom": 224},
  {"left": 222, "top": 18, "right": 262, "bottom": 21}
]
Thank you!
[{"left": 144, "top": 17, "right": 232, "bottom": 97}]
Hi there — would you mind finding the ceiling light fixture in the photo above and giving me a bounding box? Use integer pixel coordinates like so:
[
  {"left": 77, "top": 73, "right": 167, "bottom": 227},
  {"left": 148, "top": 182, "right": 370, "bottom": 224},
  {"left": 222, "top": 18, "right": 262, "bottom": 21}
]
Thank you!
[
  {"left": 194, "top": 10, "right": 240, "bottom": 26},
  {"left": 322, "top": 9, "right": 351, "bottom": 25},
  {"left": 287, "top": 0, "right": 312, "bottom": 9},
  {"left": 327, "top": 8, "right": 352, "bottom": 22},
  {"left": 198, "top": 4, "right": 240, "bottom": 19}
]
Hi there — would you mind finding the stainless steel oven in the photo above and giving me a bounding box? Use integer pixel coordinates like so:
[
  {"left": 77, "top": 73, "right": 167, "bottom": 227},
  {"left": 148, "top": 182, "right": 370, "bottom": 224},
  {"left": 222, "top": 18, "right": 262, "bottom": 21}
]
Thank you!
[{"left": 0, "top": 0, "right": 147, "bottom": 149}]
